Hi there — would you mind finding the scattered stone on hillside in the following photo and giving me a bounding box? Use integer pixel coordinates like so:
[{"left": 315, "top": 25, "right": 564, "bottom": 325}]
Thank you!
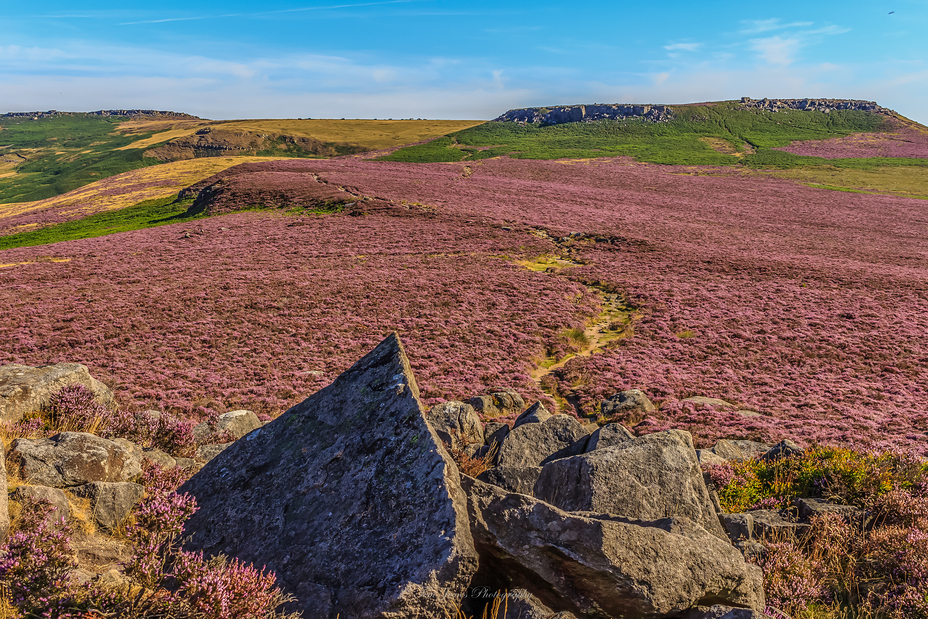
[
  {"left": 195, "top": 443, "right": 232, "bottom": 463},
  {"left": 761, "top": 439, "right": 803, "bottom": 461},
  {"left": 683, "top": 396, "right": 735, "bottom": 408},
  {"left": 11, "top": 485, "right": 70, "bottom": 523},
  {"left": 534, "top": 430, "right": 728, "bottom": 540},
  {"left": 476, "top": 466, "right": 543, "bottom": 496},
  {"left": 709, "top": 439, "right": 748, "bottom": 462},
  {"left": 684, "top": 604, "right": 775, "bottom": 619},
  {"left": 428, "top": 401, "right": 485, "bottom": 452},
  {"left": 496, "top": 414, "right": 588, "bottom": 468},
  {"left": 697, "top": 450, "right": 729, "bottom": 466},
  {"left": 795, "top": 498, "right": 864, "bottom": 523},
  {"left": 735, "top": 410, "right": 763, "bottom": 418},
  {"left": 0, "top": 363, "right": 114, "bottom": 423},
  {"left": 513, "top": 402, "right": 551, "bottom": 428},
  {"left": 73, "top": 482, "right": 145, "bottom": 532},
  {"left": 749, "top": 509, "right": 810, "bottom": 541},
  {"left": 112, "top": 438, "right": 143, "bottom": 464},
  {"left": 0, "top": 441, "right": 8, "bottom": 542},
  {"left": 142, "top": 447, "right": 176, "bottom": 470},
  {"left": 720, "top": 513, "right": 755, "bottom": 545},
  {"left": 463, "top": 476, "right": 765, "bottom": 617},
  {"left": 484, "top": 422, "right": 510, "bottom": 449},
  {"left": 180, "top": 333, "right": 478, "bottom": 618},
  {"left": 174, "top": 457, "right": 197, "bottom": 470},
  {"left": 601, "top": 389, "right": 655, "bottom": 422},
  {"left": 585, "top": 422, "right": 635, "bottom": 451},
  {"left": 729, "top": 440, "right": 773, "bottom": 460},
  {"left": 192, "top": 421, "right": 213, "bottom": 443},
  {"left": 469, "top": 388, "right": 525, "bottom": 419},
  {"left": 215, "top": 410, "right": 262, "bottom": 439},
  {"left": 9, "top": 432, "right": 142, "bottom": 488}
]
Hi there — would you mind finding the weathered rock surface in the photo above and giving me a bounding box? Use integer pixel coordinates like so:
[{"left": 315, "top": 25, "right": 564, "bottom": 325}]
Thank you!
[
  {"left": 11, "top": 485, "right": 70, "bottom": 523},
  {"left": 740, "top": 96, "right": 884, "bottom": 114},
  {"left": 74, "top": 481, "right": 145, "bottom": 532},
  {"left": 428, "top": 401, "right": 485, "bottom": 451},
  {"left": 761, "top": 439, "right": 803, "bottom": 462},
  {"left": 215, "top": 409, "right": 263, "bottom": 439},
  {"left": 496, "top": 414, "right": 588, "bottom": 468},
  {"left": 708, "top": 439, "right": 748, "bottom": 462},
  {"left": 585, "top": 422, "right": 635, "bottom": 451},
  {"left": 496, "top": 103, "right": 673, "bottom": 125},
  {"left": 464, "top": 476, "right": 765, "bottom": 617},
  {"left": 749, "top": 509, "right": 810, "bottom": 541},
  {"left": 8, "top": 432, "right": 142, "bottom": 488},
  {"left": 683, "top": 605, "right": 775, "bottom": 619},
  {"left": 195, "top": 443, "right": 232, "bottom": 462},
  {"left": 469, "top": 388, "right": 525, "bottom": 419},
  {"left": 180, "top": 334, "right": 478, "bottom": 619},
  {"left": 0, "top": 363, "right": 113, "bottom": 423},
  {"left": 728, "top": 440, "right": 772, "bottom": 460},
  {"left": 142, "top": 447, "right": 176, "bottom": 469},
  {"left": 601, "top": 389, "right": 655, "bottom": 422},
  {"left": 476, "top": 466, "right": 543, "bottom": 496},
  {"left": 721, "top": 513, "right": 754, "bottom": 545},
  {"left": 794, "top": 497, "right": 864, "bottom": 523},
  {"left": 534, "top": 430, "right": 728, "bottom": 540},
  {"left": 513, "top": 401, "right": 552, "bottom": 428},
  {"left": 682, "top": 396, "right": 734, "bottom": 408}
]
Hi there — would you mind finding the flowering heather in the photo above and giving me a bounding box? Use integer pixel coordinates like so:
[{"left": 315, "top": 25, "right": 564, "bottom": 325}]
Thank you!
[
  {"left": 1, "top": 156, "right": 927, "bottom": 454},
  {"left": 0, "top": 498, "right": 75, "bottom": 609},
  {"left": 775, "top": 117, "right": 928, "bottom": 159}
]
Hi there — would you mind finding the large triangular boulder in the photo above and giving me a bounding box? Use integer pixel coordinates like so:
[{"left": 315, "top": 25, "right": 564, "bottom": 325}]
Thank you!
[
  {"left": 0, "top": 363, "right": 113, "bottom": 423},
  {"left": 180, "top": 334, "right": 478, "bottom": 619}
]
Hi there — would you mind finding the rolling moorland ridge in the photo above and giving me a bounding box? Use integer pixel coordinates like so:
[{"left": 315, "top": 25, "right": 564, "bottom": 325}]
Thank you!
[{"left": 0, "top": 99, "right": 927, "bottom": 618}]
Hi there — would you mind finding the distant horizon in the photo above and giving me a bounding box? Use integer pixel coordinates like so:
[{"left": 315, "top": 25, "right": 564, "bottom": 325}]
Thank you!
[{"left": 2, "top": 96, "right": 921, "bottom": 124}]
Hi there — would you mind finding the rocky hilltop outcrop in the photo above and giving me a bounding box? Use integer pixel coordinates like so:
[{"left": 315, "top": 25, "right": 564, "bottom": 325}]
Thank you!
[
  {"left": 495, "top": 103, "right": 673, "bottom": 125},
  {"left": 143, "top": 127, "right": 367, "bottom": 162},
  {"left": 738, "top": 97, "right": 884, "bottom": 114}
]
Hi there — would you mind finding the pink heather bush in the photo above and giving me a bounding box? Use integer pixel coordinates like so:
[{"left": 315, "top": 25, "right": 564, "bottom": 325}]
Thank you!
[
  {"left": 775, "top": 118, "right": 928, "bottom": 159},
  {"left": 172, "top": 551, "right": 281, "bottom": 619},
  {"left": 0, "top": 498, "right": 75, "bottom": 610},
  {"left": 126, "top": 464, "right": 199, "bottom": 587}
]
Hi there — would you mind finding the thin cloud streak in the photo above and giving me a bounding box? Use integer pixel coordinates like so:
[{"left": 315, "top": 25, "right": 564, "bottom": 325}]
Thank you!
[{"left": 117, "top": 0, "right": 426, "bottom": 25}]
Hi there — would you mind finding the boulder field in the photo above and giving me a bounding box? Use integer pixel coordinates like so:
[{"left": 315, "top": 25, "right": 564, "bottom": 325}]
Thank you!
[
  {"left": 179, "top": 334, "right": 770, "bottom": 619},
  {"left": 4, "top": 337, "right": 843, "bottom": 618}
]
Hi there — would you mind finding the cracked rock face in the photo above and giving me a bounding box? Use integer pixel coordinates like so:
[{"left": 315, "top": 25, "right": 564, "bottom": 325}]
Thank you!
[
  {"left": 8, "top": 432, "right": 142, "bottom": 488},
  {"left": 0, "top": 363, "right": 113, "bottom": 424},
  {"left": 180, "top": 333, "right": 478, "bottom": 619},
  {"left": 463, "top": 476, "right": 765, "bottom": 619}
]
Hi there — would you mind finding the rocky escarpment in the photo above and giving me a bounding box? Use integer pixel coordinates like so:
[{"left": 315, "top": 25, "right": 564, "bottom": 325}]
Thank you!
[
  {"left": 495, "top": 103, "right": 674, "bottom": 125},
  {"left": 739, "top": 97, "right": 885, "bottom": 114}
]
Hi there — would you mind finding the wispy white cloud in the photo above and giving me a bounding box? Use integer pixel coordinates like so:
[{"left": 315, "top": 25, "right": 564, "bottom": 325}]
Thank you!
[
  {"left": 739, "top": 19, "right": 813, "bottom": 34},
  {"left": 117, "top": 0, "right": 426, "bottom": 25},
  {"left": 749, "top": 36, "right": 803, "bottom": 66},
  {"left": 664, "top": 43, "right": 701, "bottom": 52}
]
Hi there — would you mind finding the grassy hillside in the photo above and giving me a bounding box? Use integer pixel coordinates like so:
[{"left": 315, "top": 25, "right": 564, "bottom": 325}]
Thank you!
[
  {"left": 0, "top": 114, "right": 483, "bottom": 205},
  {"left": 0, "top": 114, "right": 162, "bottom": 203},
  {"left": 380, "top": 101, "right": 928, "bottom": 197},
  {"left": 381, "top": 102, "right": 892, "bottom": 164}
]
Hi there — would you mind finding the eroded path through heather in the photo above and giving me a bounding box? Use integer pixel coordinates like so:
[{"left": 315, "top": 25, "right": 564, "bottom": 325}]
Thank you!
[{"left": 514, "top": 231, "right": 637, "bottom": 417}]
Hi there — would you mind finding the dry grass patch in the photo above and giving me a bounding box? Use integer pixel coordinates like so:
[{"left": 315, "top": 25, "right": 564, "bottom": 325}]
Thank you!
[
  {"left": 763, "top": 165, "right": 928, "bottom": 199},
  {"left": 212, "top": 118, "right": 485, "bottom": 150}
]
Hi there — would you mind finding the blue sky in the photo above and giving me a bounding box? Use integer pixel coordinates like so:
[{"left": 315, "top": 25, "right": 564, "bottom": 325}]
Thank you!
[{"left": 2, "top": 0, "right": 926, "bottom": 122}]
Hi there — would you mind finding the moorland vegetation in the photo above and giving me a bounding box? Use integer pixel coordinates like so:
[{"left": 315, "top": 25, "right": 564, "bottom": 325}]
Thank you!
[{"left": 1, "top": 99, "right": 927, "bottom": 618}]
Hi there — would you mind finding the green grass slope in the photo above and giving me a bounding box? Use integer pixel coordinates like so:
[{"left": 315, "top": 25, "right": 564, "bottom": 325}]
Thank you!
[
  {"left": 0, "top": 114, "right": 167, "bottom": 203},
  {"left": 380, "top": 101, "right": 912, "bottom": 167}
]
